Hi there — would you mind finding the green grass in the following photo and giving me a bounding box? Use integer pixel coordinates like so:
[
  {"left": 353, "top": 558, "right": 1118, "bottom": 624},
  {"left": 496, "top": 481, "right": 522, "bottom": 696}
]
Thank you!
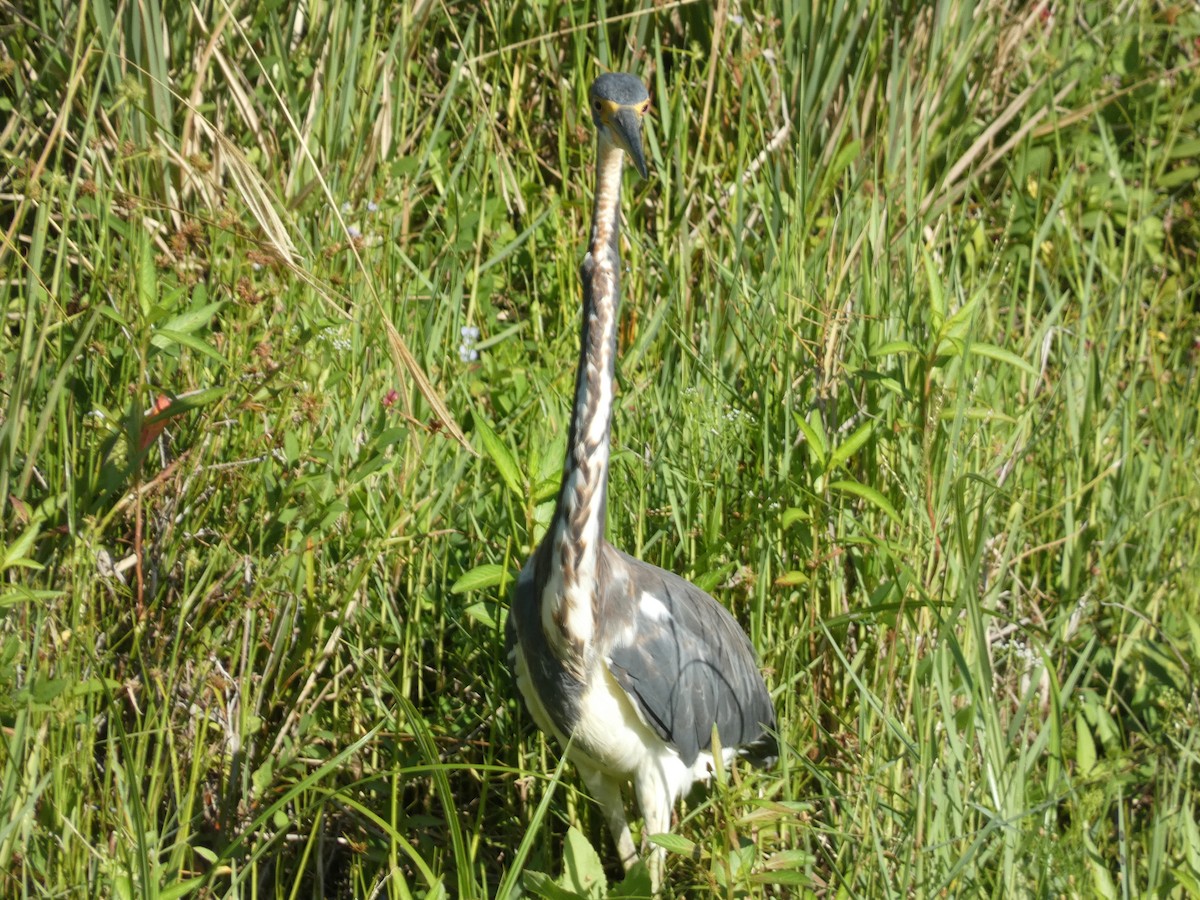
[{"left": 2, "top": 0, "right": 1199, "bottom": 896}]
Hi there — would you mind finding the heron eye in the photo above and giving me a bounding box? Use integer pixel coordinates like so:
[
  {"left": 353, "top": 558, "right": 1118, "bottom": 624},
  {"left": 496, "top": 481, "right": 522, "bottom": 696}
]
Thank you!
[{"left": 593, "top": 100, "right": 602, "bottom": 112}]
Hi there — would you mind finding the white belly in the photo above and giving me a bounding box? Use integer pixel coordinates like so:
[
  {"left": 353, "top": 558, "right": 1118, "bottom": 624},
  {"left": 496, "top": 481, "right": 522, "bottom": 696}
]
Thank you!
[
  {"left": 513, "top": 641, "right": 722, "bottom": 797},
  {"left": 571, "top": 663, "right": 667, "bottom": 776}
]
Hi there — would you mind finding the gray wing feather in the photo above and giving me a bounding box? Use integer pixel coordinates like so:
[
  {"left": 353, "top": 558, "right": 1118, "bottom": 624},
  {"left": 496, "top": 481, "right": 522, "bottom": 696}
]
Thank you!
[{"left": 603, "top": 547, "right": 776, "bottom": 767}]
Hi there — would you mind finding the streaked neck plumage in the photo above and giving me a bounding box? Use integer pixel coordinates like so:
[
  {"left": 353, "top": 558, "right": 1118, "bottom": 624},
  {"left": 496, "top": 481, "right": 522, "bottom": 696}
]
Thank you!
[{"left": 541, "top": 130, "right": 627, "bottom": 657}]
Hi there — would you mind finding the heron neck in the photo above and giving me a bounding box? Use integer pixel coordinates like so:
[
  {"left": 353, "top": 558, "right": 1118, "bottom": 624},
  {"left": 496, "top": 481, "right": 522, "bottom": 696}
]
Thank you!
[{"left": 543, "top": 135, "right": 626, "bottom": 650}]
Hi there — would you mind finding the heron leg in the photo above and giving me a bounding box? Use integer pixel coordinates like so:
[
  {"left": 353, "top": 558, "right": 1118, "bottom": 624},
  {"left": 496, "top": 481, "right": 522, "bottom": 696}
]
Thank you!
[
  {"left": 576, "top": 762, "right": 637, "bottom": 870},
  {"left": 633, "top": 763, "right": 674, "bottom": 892}
]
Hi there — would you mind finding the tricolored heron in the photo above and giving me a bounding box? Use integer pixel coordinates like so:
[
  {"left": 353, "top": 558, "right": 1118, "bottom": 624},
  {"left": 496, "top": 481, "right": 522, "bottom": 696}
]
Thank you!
[{"left": 506, "top": 73, "right": 777, "bottom": 890}]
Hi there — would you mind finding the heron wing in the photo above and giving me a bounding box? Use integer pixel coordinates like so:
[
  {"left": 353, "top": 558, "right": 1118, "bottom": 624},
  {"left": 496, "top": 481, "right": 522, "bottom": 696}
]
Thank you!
[{"left": 603, "top": 546, "right": 777, "bottom": 767}]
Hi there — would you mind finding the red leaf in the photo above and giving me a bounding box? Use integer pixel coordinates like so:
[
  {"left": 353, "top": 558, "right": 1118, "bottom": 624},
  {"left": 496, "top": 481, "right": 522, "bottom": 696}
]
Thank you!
[{"left": 138, "top": 394, "right": 175, "bottom": 451}]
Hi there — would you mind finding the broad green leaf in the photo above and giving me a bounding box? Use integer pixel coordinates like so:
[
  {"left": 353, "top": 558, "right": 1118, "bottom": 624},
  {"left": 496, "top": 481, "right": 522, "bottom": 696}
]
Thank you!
[
  {"left": 609, "top": 861, "right": 653, "bottom": 898},
  {"left": 1159, "top": 165, "right": 1199, "bottom": 189},
  {"left": 150, "top": 328, "right": 229, "bottom": 365},
  {"left": 781, "top": 507, "right": 809, "bottom": 529},
  {"left": 1174, "top": 869, "right": 1200, "bottom": 898},
  {"left": 0, "top": 587, "right": 63, "bottom": 606},
  {"left": 2, "top": 521, "right": 43, "bottom": 573},
  {"left": 758, "top": 848, "right": 816, "bottom": 868},
  {"left": 966, "top": 342, "right": 1038, "bottom": 376},
  {"left": 159, "top": 300, "right": 224, "bottom": 334},
  {"left": 648, "top": 833, "right": 697, "bottom": 855},
  {"left": 1075, "top": 711, "right": 1096, "bottom": 777},
  {"left": 192, "top": 846, "right": 217, "bottom": 864},
  {"left": 474, "top": 414, "right": 523, "bottom": 496},
  {"left": 30, "top": 677, "right": 69, "bottom": 704},
  {"left": 939, "top": 295, "right": 979, "bottom": 340},
  {"left": 793, "top": 412, "right": 826, "bottom": 467},
  {"left": 826, "top": 421, "right": 873, "bottom": 474},
  {"left": 462, "top": 601, "right": 497, "bottom": 629},
  {"left": 99, "top": 305, "right": 129, "bottom": 327},
  {"left": 284, "top": 431, "right": 300, "bottom": 466},
  {"left": 137, "top": 231, "right": 156, "bottom": 316},
  {"left": 160, "top": 878, "right": 206, "bottom": 900},
  {"left": 829, "top": 478, "right": 900, "bottom": 523},
  {"left": 451, "top": 564, "right": 511, "bottom": 594},
  {"left": 694, "top": 561, "right": 734, "bottom": 594},
  {"left": 167, "top": 387, "right": 227, "bottom": 414},
  {"left": 774, "top": 570, "right": 809, "bottom": 587},
  {"left": 522, "top": 871, "right": 585, "bottom": 900},
  {"left": 69, "top": 678, "right": 122, "bottom": 697},
  {"left": 870, "top": 340, "right": 920, "bottom": 357},
  {"left": 1169, "top": 137, "right": 1200, "bottom": 158},
  {"left": 251, "top": 758, "right": 275, "bottom": 798},
  {"left": 561, "top": 826, "right": 606, "bottom": 899},
  {"left": 718, "top": 843, "right": 756, "bottom": 884}
]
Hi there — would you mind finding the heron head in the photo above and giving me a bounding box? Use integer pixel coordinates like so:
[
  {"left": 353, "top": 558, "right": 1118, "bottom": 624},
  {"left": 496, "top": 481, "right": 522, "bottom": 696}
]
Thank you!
[{"left": 589, "top": 73, "right": 650, "bottom": 179}]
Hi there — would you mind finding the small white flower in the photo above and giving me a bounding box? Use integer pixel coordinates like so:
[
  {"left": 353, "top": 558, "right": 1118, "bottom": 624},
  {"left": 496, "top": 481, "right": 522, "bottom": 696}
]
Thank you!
[
  {"left": 347, "top": 225, "right": 361, "bottom": 239},
  {"left": 340, "top": 201, "right": 352, "bottom": 214},
  {"left": 367, "top": 200, "right": 379, "bottom": 213},
  {"left": 459, "top": 344, "right": 479, "bottom": 362},
  {"left": 461, "top": 325, "right": 480, "bottom": 341}
]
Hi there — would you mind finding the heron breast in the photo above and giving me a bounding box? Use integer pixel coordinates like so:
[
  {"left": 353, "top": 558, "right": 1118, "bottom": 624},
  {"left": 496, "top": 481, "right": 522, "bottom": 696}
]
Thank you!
[{"left": 568, "top": 663, "right": 673, "bottom": 777}]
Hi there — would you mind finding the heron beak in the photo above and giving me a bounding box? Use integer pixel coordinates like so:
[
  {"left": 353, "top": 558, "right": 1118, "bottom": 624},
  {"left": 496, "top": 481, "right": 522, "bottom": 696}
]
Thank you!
[{"left": 609, "top": 107, "right": 649, "bottom": 180}]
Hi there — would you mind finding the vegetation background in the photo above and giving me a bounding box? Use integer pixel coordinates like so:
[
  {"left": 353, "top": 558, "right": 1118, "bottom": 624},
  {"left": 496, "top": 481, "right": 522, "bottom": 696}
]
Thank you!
[{"left": 2, "top": 0, "right": 1199, "bottom": 896}]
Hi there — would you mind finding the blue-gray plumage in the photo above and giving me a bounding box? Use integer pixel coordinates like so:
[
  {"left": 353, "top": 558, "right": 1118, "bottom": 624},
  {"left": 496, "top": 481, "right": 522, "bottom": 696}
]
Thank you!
[
  {"left": 605, "top": 549, "right": 777, "bottom": 768},
  {"left": 506, "top": 73, "right": 776, "bottom": 891}
]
